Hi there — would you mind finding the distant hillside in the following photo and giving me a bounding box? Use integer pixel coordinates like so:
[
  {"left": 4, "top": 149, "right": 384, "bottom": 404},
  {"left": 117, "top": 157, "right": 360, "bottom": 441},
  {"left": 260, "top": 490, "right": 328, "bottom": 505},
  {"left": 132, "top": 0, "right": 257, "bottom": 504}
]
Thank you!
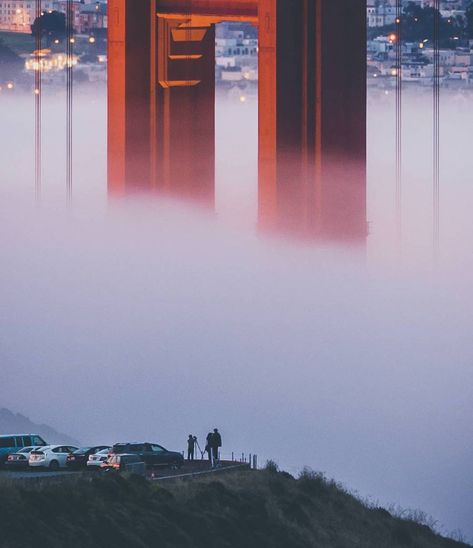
[
  {"left": 0, "top": 408, "right": 80, "bottom": 446},
  {"left": 0, "top": 468, "right": 469, "bottom": 548}
]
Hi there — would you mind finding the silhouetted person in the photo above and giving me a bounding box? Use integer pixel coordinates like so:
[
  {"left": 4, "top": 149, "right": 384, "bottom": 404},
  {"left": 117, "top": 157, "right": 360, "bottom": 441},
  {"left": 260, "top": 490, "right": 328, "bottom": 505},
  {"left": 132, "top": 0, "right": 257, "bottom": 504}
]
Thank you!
[
  {"left": 205, "top": 431, "right": 213, "bottom": 463},
  {"left": 187, "top": 435, "right": 197, "bottom": 461},
  {"left": 210, "top": 428, "right": 222, "bottom": 467}
]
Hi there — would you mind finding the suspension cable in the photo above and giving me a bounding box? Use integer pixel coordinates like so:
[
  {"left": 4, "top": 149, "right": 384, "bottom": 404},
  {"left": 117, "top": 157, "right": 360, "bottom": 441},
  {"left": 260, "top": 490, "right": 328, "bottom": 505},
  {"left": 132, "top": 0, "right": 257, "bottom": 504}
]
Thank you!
[
  {"left": 66, "top": 0, "right": 73, "bottom": 203},
  {"left": 395, "top": 1, "right": 402, "bottom": 249},
  {"left": 34, "top": 0, "right": 42, "bottom": 201},
  {"left": 433, "top": 0, "right": 440, "bottom": 260}
]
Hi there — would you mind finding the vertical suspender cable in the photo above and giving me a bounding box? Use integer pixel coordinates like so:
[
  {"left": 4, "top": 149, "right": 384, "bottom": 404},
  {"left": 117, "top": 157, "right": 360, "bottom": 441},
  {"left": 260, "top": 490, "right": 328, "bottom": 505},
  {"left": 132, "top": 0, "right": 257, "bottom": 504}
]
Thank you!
[
  {"left": 66, "top": 0, "right": 73, "bottom": 203},
  {"left": 34, "top": 0, "right": 42, "bottom": 201},
  {"left": 433, "top": 0, "right": 440, "bottom": 260},
  {"left": 395, "top": 1, "right": 402, "bottom": 249}
]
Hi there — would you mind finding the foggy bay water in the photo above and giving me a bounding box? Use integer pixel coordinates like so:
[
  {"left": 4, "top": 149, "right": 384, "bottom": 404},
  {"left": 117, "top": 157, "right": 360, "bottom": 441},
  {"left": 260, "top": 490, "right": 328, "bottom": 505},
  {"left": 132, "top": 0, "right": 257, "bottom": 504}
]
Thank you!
[{"left": 0, "top": 85, "right": 473, "bottom": 540}]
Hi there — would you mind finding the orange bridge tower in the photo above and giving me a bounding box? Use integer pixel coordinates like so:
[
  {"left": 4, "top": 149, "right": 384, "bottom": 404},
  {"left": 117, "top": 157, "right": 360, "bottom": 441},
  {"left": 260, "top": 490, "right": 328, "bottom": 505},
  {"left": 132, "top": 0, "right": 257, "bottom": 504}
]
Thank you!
[{"left": 108, "top": 0, "right": 367, "bottom": 240}]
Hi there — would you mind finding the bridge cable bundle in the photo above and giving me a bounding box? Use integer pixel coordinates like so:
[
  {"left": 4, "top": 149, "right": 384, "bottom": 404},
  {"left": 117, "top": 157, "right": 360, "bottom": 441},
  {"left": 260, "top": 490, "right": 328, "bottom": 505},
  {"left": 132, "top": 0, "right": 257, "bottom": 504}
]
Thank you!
[
  {"left": 34, "top": 0, "right": 42, "bottom": 201},
  {"left": 66, "top": 0, "right": 74, "bottom": 203},
  {"left": 433, "top": 0, "right": 441, "bottom": 260},
  {"left": 395, "top": 1, "right": 402, "bottom": 250}
]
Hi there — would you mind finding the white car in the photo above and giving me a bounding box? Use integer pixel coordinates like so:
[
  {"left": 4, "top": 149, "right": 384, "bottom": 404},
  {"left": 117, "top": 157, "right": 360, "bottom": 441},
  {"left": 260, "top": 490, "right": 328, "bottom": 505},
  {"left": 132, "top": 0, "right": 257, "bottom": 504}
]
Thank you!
[
  {"left": 29, "top": 445, "right": 79, "bottom": 470},
  {"left": 5, "top": 446, "right": 42, "bottom": 470},
  {"left": 86, "top": 447, "right": 111, "bottom": 469}
]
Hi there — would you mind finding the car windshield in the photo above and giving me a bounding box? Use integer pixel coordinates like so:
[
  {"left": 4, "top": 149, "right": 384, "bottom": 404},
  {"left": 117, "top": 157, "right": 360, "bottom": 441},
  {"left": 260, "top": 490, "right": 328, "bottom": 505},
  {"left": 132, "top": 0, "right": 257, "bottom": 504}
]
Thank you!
[
  {"left": 32, "top": 446, "right": 50, "bottom": 453},
  {"left": 96, "top": 448, "right": 110, "bottom": 455},
  {"left": 18, "top": 447, "right": 34, "bottom": 454},
  {"left": 74, "top": 447, "right": 91, "bottom": 454}
]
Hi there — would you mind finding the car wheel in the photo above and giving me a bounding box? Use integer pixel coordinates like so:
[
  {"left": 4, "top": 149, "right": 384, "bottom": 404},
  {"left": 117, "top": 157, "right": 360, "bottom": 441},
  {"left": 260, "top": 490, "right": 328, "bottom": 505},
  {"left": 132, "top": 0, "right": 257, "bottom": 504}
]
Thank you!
[{"left": 49, "top": 460, "right": 60, "bottom": 471}]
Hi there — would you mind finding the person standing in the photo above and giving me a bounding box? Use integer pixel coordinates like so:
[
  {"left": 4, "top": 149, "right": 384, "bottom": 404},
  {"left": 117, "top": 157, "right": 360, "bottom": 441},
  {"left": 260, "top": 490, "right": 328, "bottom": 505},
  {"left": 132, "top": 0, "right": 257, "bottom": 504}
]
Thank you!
[
  {"left": 187, "top": 435, "right": 197, "bottom": 461},
  {"left": 205, "top": 431, "right": 213, "bottom": 464},
  {"left": 211, "top": 428, "right": 222, "bottom": 467}
]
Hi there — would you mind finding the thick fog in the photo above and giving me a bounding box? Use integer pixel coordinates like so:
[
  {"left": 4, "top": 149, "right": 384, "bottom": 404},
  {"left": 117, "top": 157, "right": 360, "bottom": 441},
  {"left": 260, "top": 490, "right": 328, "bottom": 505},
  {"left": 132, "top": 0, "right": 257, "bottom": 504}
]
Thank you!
[{"left": 1, "top": 84, "right": 472, "bottom": 541}]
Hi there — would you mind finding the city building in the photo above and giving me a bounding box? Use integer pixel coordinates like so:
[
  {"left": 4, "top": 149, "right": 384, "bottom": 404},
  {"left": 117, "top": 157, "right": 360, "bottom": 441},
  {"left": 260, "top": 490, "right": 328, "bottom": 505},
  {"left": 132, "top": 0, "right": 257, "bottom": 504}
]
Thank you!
[
  {"left": 367, "top": 0, "right": 398, "bottom": 28},
  {"left": 0, "top": 0, "right": 106, "bottom": 34},
  {"left": 0, "top": 1, "right": 54, "bottom": 33},
  {"left": 215, "top": 22, "right": 257, "bottom": 90},
  {"left": 54, "top": 0, "right": 82, "bottom": 30},
  {"left": 77, "top": 1, "right": 106, "bottom": 33},
  {"left": 367, "top": 0, "right": 471, "bottom": 28}
]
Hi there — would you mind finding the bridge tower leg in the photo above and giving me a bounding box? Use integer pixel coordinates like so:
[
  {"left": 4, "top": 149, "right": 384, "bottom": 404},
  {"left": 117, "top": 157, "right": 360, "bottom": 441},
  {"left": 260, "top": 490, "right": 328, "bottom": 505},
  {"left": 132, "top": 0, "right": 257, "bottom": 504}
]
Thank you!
[
  {"left": 108, "top": 0, "right": 154, "bottom": 193},
  {"left": 258, "top": 0, "right": 367, "bottom": 240},
  {"left": 108, "top": 0, "right": 215, "bottom": 203}
]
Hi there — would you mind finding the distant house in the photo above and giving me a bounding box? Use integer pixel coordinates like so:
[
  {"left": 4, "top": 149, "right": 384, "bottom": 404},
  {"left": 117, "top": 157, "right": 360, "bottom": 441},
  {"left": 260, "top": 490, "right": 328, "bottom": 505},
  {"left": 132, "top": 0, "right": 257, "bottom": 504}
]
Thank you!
[
  {"left": 0, "top": 0, "right": 54, "bottom": 33},
  {"left": 53, "top": 0, "right": 83, "bottom": 31},
  {"left": 78, "top": 2, "right": 107, "bottom": 33},
  {"left": 366, "top": 0, "right": 398, "bottom": 28},
  {"left": 51, "top": 0, "right": 107, "bottom": 33}
]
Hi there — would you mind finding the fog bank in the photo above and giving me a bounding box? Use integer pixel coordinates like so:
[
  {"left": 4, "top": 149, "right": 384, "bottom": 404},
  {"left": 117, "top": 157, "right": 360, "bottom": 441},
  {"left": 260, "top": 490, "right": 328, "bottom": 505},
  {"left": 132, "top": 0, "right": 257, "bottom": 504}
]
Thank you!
[{"left": 0, "top": 87, "right": 472, "bottom": 540}]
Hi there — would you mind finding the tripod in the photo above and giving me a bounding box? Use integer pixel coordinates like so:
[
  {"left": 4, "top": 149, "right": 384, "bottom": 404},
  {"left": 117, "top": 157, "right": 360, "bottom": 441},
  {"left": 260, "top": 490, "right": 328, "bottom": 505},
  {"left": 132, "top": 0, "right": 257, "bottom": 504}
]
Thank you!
[{"left": 195, "top": 439, "right": 206, "bottom": 460}]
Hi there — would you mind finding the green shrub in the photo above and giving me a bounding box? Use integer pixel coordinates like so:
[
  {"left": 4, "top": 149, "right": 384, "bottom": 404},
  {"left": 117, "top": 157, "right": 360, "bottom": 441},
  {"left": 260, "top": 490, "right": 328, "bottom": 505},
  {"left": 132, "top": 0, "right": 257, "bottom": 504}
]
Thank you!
[{"left": 264, "top": 459, "right": 279, "bottom": 473}]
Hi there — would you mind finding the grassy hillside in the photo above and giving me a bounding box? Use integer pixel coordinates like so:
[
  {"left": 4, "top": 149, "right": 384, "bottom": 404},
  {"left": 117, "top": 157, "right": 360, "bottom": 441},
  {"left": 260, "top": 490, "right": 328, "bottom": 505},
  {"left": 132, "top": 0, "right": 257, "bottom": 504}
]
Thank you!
[{"left": 0, "top": 468, "right": 469, "bottom": 548}]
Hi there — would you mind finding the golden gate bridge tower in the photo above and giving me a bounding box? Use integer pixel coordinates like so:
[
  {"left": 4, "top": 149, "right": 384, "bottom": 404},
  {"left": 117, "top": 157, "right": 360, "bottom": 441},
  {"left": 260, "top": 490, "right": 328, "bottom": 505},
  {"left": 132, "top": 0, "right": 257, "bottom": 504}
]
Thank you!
[{"left": 108, "top": 0, "right": 367, "bottom": 241}]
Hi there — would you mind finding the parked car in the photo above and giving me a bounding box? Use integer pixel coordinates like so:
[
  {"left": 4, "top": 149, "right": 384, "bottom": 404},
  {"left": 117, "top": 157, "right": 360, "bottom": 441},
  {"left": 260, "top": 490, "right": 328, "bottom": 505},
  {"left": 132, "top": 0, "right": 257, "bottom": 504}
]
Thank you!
[
  {"left": 101, "top": 453, "right": 146, "bottom": 475},
  {"left": 29, "top": 445, "right": 79, "bottom": 470},
  {"left": 87, "top": 448, "right": 111, "bottom": 470},
  {"left": 66, "top": 446, "right": 110, "bottom": 470},
  {"left": 0, "top": 434, "right": 47, "bottom": 466},
  {"left": 4, "top": 446, "right": 41, "bottom": 471},
  {"left": 110, "top": 442, "right": 183, "bottom": 469}
]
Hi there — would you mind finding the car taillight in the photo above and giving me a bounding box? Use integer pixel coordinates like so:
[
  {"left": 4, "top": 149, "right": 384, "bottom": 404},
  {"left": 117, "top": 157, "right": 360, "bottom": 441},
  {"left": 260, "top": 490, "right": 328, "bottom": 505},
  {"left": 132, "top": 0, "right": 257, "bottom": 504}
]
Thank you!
[{"left": 7, "top": 455, "right": 13, "bottom": 461}]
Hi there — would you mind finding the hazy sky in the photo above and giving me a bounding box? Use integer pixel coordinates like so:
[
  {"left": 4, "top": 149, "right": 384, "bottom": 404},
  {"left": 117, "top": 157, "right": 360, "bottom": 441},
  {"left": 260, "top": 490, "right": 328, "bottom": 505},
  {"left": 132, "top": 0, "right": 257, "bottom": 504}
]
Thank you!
[{"left": 0, "top": 85, "right": 472, "bottom": 541}]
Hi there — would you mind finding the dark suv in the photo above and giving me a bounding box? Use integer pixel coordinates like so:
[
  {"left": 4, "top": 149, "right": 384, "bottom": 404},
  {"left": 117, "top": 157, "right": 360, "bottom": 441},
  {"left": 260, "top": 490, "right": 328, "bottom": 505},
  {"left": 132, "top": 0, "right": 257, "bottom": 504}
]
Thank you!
[
  {"left": 110, "top": 442, "right": 183, "bottom": 469},
  {"left": 101, "top": 454, "right": 146, "bottom": 475}
]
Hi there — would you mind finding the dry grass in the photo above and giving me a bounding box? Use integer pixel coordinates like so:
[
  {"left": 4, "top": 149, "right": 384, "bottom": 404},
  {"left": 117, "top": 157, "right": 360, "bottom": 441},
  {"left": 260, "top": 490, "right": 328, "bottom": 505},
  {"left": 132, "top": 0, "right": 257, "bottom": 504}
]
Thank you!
[{"left": 0, "top": 469, "right": 469, "bottom": 548}]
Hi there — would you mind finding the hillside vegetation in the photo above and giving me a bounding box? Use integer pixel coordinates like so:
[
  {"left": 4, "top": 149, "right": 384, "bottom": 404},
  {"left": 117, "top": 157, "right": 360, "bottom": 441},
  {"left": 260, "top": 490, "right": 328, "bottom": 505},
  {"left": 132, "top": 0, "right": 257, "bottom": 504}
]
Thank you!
[
  {"left": 0, "top": 32, "right": 35, "bottom": 54},
  {"left": 0, "top": 468, "right": 469, "bottom": 548}
]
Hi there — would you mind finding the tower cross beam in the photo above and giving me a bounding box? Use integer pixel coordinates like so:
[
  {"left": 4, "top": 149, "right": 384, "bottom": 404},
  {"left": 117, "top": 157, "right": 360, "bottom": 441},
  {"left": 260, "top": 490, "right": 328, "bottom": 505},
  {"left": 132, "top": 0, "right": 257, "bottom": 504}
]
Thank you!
[{"left": 156, "top": 0, "right": 258, "bottom": 18}]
